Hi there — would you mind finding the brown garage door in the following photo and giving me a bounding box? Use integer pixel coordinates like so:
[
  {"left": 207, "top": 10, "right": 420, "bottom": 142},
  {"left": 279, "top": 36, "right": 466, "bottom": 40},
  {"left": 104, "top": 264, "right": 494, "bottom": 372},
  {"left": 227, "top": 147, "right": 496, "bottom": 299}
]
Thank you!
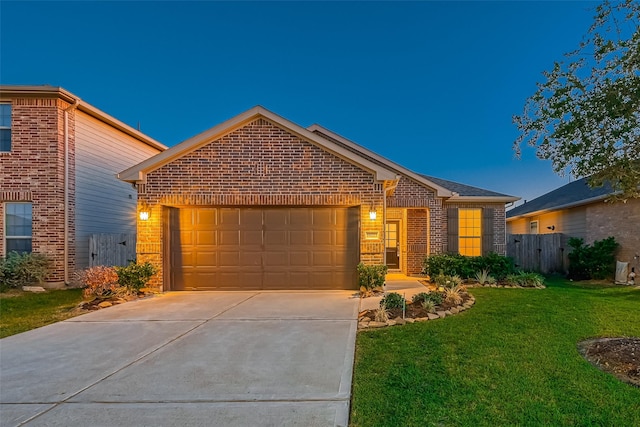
[{"left": 169, "top": 207, "right": 359, "bottom": 290}]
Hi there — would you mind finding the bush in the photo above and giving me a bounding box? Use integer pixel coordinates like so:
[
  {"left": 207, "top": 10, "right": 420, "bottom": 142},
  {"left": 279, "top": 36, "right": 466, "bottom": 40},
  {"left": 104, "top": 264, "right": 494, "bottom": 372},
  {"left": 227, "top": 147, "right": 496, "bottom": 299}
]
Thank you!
[
  {"left": 0, "top": 252, "right": 50, "bottom": 291},
  {"left": 357, "top": 263, "right": 388, "bottom": 296},
  {"left": 423, "top": 252, "right": 514, "bottom": 280},
  {"left": 412, "top": 292, "right": 444, "bottom": 306},
  {"left": 380, "top": 292, "right": 405, "bottom": 309},
  {"left": 76, "top": 266, "right": 119, "bottom": 298},
  {"left": 505, "top": 271, "right": 545, "bottom": 288},
  {"left": 444, "top": 284, "right": 465, "bottom": 305},
  {"left": 115, "top": 261, "right": 157, "bottom": 293},
  {"left": 567, "top": 237, "right": 619, "bottom": 280}
]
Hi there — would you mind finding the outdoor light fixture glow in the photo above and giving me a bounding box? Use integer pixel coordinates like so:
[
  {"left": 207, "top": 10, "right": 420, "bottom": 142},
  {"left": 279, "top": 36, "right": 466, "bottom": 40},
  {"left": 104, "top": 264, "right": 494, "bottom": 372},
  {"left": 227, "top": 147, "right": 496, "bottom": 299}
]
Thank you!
[
  {"left": 139, "top": 202, "right": 151, "bottom": 221},
  {"left": 369, "top": 204, "right": 377, "bottom": 220}
]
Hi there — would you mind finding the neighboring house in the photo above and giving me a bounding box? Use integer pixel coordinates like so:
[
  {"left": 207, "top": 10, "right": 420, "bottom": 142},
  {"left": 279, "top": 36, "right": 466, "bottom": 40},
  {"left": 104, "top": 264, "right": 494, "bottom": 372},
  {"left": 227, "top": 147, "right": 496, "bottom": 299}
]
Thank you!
[
  {"left": 0, "top": 85, "right": 166, "bottom": 287},
  {"left": 506, "top": 177, "right": 640, "bottom": 265},
  {"left": 119, "top": 106, "right": 518, "bottom": 291}
]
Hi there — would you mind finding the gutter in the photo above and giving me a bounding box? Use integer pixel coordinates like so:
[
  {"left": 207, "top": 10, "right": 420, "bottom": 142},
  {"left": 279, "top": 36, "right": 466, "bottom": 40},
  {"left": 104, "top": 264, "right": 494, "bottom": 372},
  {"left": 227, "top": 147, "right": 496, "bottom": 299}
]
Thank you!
[
  {"left": 506, "top": 194, "right": 610, "bottom": 221},
  {"left": 63, "top": 98, "right": 80, "bottom": 284}
]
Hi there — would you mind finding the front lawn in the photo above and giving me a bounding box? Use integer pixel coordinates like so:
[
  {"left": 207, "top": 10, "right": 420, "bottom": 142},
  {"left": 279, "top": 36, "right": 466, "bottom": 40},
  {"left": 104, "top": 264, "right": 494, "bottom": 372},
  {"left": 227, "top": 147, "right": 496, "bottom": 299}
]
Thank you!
[
  {"left": 351, "top": 277, "right": 640, "bottom": 426},
  {"left": 0, "top": 289, "right": 84, "bottom": 338}
]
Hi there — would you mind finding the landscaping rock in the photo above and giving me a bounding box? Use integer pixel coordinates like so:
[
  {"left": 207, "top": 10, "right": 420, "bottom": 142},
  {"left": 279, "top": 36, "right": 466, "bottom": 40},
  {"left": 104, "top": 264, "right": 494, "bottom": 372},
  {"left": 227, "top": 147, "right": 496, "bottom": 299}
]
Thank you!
[
  {"left": 22, "top": 286, "right": 46, "bottom": 293},
  {"left": 395, "top": 318, "right": 407, "bottom": 325},
  {"left": 405, "top": 318, "right": 415, "bottom": 324},
  {"left": 436, "top": 310, "right": 447, "bottom": 318},
  {"left": 450, "top": 307, "right": 460, "bottom": 314},
  {"left": 416, "top": 317, "right": 429, "bottom": 322},
  {"left": 428, "top": 313, "right": 440, "bottom": 320},
  {"left": 368, "top": 321, "right": 387, "bottom": 328},
  {"left": 360, "top": 316, "right": 372, "bottom": 323},
  {"left": 387, "top": 320, "right": 397, "bottom": 326},
  {"left": 98, "top": 301, "right": 113, "bottom": 308},
  {"left": 444, "top": 310, "right": 453, "bottom": 316}
]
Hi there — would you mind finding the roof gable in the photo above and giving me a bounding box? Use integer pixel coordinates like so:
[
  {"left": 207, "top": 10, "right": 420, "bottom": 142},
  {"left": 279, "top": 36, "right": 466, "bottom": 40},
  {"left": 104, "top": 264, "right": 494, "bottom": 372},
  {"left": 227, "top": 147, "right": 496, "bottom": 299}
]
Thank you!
[
  {"left": 119, "top": 106, "right": 398, "bottom": 183},
  {"left": 506, "top": 177, "right": 612, "bottom": 219}
]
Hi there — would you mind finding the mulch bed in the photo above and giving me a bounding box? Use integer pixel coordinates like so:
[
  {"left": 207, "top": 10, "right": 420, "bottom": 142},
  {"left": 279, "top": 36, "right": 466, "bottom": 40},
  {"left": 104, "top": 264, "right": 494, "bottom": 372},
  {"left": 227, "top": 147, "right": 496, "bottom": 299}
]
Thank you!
[
  {"left": 578, "top": 337, "right": 640, "bottom": 387},
  {"left": 78, "top": 293, "right": 151, "bottom": 311},
  {"left": 360, "top": 292, "right": 472, "bottom": 321}
]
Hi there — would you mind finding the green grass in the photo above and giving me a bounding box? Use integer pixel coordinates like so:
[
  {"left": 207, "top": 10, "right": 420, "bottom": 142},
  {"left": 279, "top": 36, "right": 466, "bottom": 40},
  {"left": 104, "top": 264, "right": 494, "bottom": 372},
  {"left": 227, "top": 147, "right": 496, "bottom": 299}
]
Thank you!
[
  {"left": 351, "top": 277, "right": 640, "bottom": 426},
  {"left": 0, "top": 289, "right": 84, "bottom": 338}
]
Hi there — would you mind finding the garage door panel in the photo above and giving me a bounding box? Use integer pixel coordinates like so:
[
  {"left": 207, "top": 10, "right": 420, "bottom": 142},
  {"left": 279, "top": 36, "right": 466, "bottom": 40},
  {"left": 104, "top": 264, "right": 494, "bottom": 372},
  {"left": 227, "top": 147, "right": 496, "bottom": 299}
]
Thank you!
[
  {"left": 171, "top": 207, "right": 359, "bottom": 290},
  {"left": 312, "top": 230, "right": 333, "bottom": 245},
  {"left": 219, "top": 251, "right": 240, "bottom": 267},
  {"left": 289, "top": 251, "right": 309, "bottom": 266},
  {"left": 219, "top": 209, "right": 241, "bottom": 227},
  {"left": 242, "top": 230, "right": 263, "bottom": 245},
  {"left": 196, "top": 230, "right": 216, "bottom": 245},
  {"left": 219, "top": 230, "right": 240, "bottom": 245},
  {"left": 196, "top": 209, "right": 217, "bottom": 228},
  {"left": 290, "top": 230, "right": 310, "bottom": 245},
  {"left": 312, "top": 209, "right": 334, "bottom": 226},
  {"left": 264, "top": 230, "right": 287, "bottom": 245},
  {"left": 240, "top": 251, "right": 262, "bottom": 267},
  {"left": 195, "top": 251, "right": 217, "bottom": 266},
  {"left": 264, "top": 250, "right": 287, "bottom": 266},
  {"left": 312, "top": 251, "right": 333, "bottom": 267}
]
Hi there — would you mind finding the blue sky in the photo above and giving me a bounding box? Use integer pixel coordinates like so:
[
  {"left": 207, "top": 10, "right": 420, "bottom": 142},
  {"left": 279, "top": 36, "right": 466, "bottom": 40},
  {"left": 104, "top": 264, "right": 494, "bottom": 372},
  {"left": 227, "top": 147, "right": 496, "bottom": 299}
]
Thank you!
[{"left": 1, "top": 1, "right": 599, "bottom": 203}]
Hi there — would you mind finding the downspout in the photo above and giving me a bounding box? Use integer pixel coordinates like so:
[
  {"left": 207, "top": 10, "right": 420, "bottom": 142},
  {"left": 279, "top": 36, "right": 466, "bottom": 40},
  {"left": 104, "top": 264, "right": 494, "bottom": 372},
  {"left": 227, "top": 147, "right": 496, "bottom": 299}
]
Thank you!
[
  {"left": 382, "top": 177, "right": 400, "bottom": 266},
  {"left": 63, "top": 99, "right": 80, "bottom": 284}
]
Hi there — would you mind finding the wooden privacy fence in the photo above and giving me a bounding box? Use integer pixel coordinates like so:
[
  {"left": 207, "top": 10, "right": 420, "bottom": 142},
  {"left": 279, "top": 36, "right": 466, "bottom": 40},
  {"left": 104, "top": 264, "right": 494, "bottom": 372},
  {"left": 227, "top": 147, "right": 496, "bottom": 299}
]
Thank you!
[
  {"left": 89, "top": 233, "right": 137, "bottom": 267},
  {"left": 506, "top": 233, "right": 569, "bottom": 274}
]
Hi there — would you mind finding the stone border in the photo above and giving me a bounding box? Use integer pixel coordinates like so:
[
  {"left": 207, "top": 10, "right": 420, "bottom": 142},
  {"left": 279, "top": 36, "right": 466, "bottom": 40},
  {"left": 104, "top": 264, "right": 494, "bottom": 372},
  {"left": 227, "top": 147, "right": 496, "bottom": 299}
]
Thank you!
[
  {"left": 465, "top": 284, "right": 546, "bottom": 289},
  {"left": 358, "top": 295, "right": 476, "bottom": 330}
]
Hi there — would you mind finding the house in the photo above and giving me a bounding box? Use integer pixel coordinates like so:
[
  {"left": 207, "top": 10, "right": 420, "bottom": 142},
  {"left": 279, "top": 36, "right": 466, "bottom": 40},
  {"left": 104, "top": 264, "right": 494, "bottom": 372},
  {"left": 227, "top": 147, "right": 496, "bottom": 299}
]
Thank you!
[
  {"left": 0, "top": 85, "right": 166, "bottom": 287},
  {"left": 506, "top": 177, "right": 640, "bottom": 265},
  {"left": 119, "top": 106, "right": 518, "bottom": 291}
]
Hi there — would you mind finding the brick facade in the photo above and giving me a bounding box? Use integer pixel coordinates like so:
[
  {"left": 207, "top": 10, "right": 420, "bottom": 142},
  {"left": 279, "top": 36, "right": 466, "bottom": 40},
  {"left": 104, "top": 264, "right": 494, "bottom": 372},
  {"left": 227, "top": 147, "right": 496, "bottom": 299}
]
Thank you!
[
  {"left": 135, "top": 115, "right": 513, "bottom": 290},
  {"left": 586, "top": 198, "right": 640, "bottom": 265},
  {"left": 137, "top": 118, "right": 386, "bottom": 289},
  {"left": 0, "top": 98, "right": 75, "bottom": 286}
]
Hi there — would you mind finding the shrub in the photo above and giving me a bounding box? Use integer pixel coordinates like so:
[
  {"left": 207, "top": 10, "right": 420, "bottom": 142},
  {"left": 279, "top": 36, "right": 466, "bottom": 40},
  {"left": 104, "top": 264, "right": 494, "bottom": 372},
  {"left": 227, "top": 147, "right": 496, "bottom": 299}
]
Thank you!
[
  {"left": 0, "top": 252, "right": 50, "bottom": 291},
  {"left": 115, "top": 261, "right": 157, "bottom": 293},
  {"left": 433, "top": 273, "right": 463, "bottom": 289},
  {"left": 76, "top": 266, "right": 119, "bottom": 298},
  {"left": 567, "top": 237, "right": 619, "bottom": 280},
  {"left": 505, "top": 271, "right": 545, "bottom": 288},
  {"left": 357, "top": 263, "right": 388, "bottom": 296},
  {"left": 412, "top": 292, "right": 431, "bottom": 305},
  {"left": 423, "top": 252, "right": 515, "bottom": 280},
  {"left": 380, "top": 292, "right": 405, "bottom": 309}
]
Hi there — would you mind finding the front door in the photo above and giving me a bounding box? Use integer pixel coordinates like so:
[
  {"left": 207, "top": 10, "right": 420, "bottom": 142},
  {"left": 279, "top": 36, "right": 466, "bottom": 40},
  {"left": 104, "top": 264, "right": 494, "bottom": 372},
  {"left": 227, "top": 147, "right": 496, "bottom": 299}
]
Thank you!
[{"left": 385, "top": 221, "right": 400, "bottom": 269}]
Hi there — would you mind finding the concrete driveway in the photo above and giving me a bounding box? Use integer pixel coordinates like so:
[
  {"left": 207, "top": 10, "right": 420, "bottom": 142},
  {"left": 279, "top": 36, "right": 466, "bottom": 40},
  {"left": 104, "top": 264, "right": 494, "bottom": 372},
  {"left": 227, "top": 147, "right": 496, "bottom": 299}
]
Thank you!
[{"left": 0, "top": 291, "right": 359, "bottom": 427}]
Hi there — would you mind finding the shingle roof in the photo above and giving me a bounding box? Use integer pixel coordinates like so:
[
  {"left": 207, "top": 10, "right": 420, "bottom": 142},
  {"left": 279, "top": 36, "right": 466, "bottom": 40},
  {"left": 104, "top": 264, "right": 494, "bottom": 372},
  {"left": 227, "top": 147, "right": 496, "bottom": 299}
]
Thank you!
[
  {"left": 506, "top": 177, "right": 612, "bottom": 218},
  {"left": 419, "top": 174, "right": 514, "bottom": 198}
]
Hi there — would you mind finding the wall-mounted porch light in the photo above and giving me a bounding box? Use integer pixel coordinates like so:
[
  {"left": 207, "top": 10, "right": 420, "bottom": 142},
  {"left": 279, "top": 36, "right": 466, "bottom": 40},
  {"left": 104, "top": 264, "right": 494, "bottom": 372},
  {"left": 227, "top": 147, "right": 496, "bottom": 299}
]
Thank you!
[
  {"left": 139, "top": 202, "right": 151, "bottom": 221},
  {"left": 369, "top": 203, "right": 377, "bottom": 220},
  {"left": 547, "top": 225, "right": 555, "bottom": 231}
]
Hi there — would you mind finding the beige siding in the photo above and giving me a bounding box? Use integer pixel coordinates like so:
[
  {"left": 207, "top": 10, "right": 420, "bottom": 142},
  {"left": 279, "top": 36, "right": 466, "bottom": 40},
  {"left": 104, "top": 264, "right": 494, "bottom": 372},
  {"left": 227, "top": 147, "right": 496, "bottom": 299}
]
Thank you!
[
  {"left": 507, "top": 207, "right": 587, "bottom": 239},
  {"left": 75, "top": 111, "right": 160, "bottom": 270}
]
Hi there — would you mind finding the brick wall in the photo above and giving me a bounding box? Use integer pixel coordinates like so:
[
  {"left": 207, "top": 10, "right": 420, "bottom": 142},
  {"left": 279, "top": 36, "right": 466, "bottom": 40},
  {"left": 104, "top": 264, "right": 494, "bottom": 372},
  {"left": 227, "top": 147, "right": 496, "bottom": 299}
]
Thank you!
[
  {"left": 0, "top": 98, "right": 75, "bottom": 286},
  {"left": 406, "top": 208, "right": 428, "bottom": 274},
  {"left": 586, "top": 198, "right": 640, "bottom": 265},
  {"left": 444, "top": 202, "right": 508, "bottom": 255},
  {"left": 138, "top": 118, "right": 385, "bottom": 290}
]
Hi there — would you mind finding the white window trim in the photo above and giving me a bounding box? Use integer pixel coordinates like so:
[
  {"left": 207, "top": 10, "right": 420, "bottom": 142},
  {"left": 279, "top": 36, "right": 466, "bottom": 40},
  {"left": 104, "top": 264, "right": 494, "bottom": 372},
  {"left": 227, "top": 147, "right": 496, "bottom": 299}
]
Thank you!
[{"left": 529, "top": 220, "right": 539, "bottom": 234}]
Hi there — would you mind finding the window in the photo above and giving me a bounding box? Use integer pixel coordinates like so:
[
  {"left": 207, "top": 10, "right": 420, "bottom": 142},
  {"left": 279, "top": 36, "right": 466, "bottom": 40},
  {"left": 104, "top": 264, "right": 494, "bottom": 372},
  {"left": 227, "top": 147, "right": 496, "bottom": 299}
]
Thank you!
[
  {"left": 458, "top": 208, "right": 481, "bottom": 256},
  {"left": 5, "top": 203, "right": 32, "bottom": 253},
  {"left": 0, "top": 104, "right": 11, "bottom": 152},
  {"left": 529, "top": 220, "right": 539, "bottom": 234}
]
